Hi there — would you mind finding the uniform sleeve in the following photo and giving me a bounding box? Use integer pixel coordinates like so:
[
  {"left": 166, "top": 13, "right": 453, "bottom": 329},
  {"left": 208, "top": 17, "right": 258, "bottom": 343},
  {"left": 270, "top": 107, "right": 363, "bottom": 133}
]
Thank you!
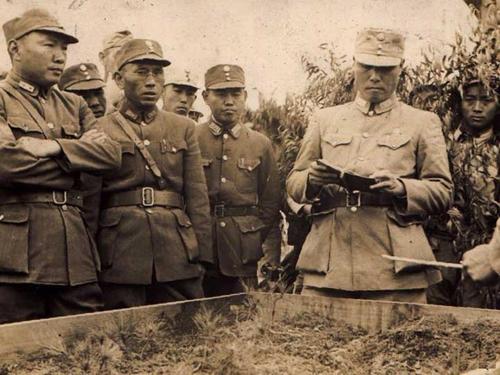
[
  {"left": 286, "top": 112, "right": 321, "bottom": 203},
  {"left": 183, "top": 120, "right": 213, "bottom": 264},
  {"left": 398, "top": 113, "right": 453, "bottom": 215},
  {"left": 0, "top": 99, "right": 69, "bottom": 188},
  {"left": 258, "top": 138, "right": 281, "bottom": 237},
  {"left": 55, "top": 97, "right": 121, "bottom": 173}
]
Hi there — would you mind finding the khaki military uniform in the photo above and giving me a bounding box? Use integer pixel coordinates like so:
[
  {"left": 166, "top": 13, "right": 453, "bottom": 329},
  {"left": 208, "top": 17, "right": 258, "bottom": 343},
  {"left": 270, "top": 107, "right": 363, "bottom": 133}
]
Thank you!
[
  {"left": 97, "top": 102, "right": 211, "bottom": 309},
  {"left": 196, "top": 119, "right": 281, "bottom": 296},
  {"left": 287, "top": 95, "right": 452, "bottom": 297},
  {"left": 0, "top": 73, "right": 121, "bottom": 323}
]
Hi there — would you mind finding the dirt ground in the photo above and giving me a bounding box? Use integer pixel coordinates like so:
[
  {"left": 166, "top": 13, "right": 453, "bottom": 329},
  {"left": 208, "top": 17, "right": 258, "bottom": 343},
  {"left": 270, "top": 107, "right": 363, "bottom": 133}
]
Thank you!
[{"left": 0, "top": 300, "right": 499, "bottom": 375}]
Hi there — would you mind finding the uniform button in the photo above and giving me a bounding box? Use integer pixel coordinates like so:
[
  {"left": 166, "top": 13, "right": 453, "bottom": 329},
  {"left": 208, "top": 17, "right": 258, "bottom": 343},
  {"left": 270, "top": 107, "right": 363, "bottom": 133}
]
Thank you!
[
  {"left": 350, "top": 206, "right": 358, "bottom": 213},
  {"left": 145, "top": 165, "right": 150, "bottom": 170},
  {"left": 47, "top": 122, "right": 54, "bottom": 129},
  {"left": 145, "top": 208, "right": 153, "bottom": 214},
  {"left": 223, "top": 134, "right": 229, "bottom": 140},
  {"left": 172, "top": 147, "right": 177, "bottom": 152},
  {"left": 221, "top": 177, "right": 227, "bottom": 183},
  {"left": 0, "top": 214, "right": 4, "bottom": 221},
  {"left": 222, "top": 155, "right": 228, "bottom": 161},
  {"left": 141, "top": 122, "right": 147, "bottom": 127},
  {"left": 220, "top": 221, "right": 226, "bottom": 228},
  {"left": 61, "top": 204, "right": 68, "bottom": 211},
  {"left": 144, "top": 139, "right": 151, "bottom": 146},
  {"left": 368, "top": 110, "right": 375, "bottom": 116},
  {"left": 362, "top": 132, "right": 369, "bottom": 138}
]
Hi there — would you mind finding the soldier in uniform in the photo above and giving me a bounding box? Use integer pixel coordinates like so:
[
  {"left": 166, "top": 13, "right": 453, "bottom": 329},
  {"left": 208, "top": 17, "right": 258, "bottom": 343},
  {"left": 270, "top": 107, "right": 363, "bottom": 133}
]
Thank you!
[
  {"left": 97, "top": 39, "right": 212, "bottom": 309},
  {"left": 287, "top": 28, "right": 452, "bottom": 303},
  {"left": 59, "top": 63, "right": 108, "bottom": 236},
  {"left": 162, "top": 67, "right": 199, "bottom": 116},
  {"left": 196, "top": 64, "right": 281, "bottom": 296},
  {"left": 0, "top": 9, "right": 121, "bottom": 323}
]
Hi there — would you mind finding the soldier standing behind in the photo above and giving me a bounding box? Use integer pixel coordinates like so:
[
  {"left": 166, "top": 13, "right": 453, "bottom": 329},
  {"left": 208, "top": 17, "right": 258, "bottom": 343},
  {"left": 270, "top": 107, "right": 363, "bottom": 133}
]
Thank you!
[
  {"left": 59, "top": 63, "right": 107, "bottom": 236},
  {"left": 97, "top": 39, "right": 212, "bottom": 309},
  {"left": 162, "top": 67, "right": 199, "bottom": 116},
  {"left": 287, "top": 28, "right": 452, "bottom": 303},
  {"left": 196, "top": 64, "right": 281, "bottom": 296},
  {"left": 0, "top": 9, "right": 121, "bottom": 323}
]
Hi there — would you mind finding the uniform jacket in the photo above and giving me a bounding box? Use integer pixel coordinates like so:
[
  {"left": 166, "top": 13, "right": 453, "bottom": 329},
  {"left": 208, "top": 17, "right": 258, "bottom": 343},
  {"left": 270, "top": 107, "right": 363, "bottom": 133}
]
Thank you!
[
  {"left": 98, "top": 101, "right": 211, "bottom": 284},
  {"left": 0, "top": 72, "right": 121, "bottom": 286},
  {"left": 287, "top": 95, "right": 452, "bottom": 291},
  {"left": 449, "top": 127, "right": 498, "bottom": 252},
  {"left": 196, "top": 119, "right": 281, "bottom": 277}
]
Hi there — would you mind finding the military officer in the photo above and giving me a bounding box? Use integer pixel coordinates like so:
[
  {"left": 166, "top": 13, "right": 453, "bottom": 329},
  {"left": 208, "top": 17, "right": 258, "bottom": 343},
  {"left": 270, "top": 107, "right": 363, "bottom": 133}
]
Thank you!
[
  {"left": 162, "top": 67, "right": 199, "bottom": 116},
  {"left": 196, "top": 64, "right": 281, "bottom": 296},
  {"left": 287, "top": 28, "right": 452, "bottom": 303},
  {"left": 97, "top": 39, "right": 212, "bottom": 309},
  {"left": 0, "top": 9, "right": 121, "bottom": 323},
  {"left": 59, "top": 63, "right": 108, "bottom": 236}
]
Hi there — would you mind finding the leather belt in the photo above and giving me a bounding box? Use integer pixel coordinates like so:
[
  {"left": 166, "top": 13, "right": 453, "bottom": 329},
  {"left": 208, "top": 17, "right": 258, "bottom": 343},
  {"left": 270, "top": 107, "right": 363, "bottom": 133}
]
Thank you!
[
  {"left": 312, "top": 191, "right": 393, "bottom": 213},
  {"left": 102, "top": 187, "right": 183, "bottom": 208},
  {"left": 212, "top": 204, "right": 260, "bottom": 217},
  {"left": 0, "top": 190, "right": 83, "bottom": 208}
]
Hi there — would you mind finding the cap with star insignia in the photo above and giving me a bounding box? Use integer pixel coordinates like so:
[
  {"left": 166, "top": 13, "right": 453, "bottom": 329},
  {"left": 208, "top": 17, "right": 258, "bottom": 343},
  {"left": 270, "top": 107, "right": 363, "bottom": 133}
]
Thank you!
[
  {"left": 164, "top": 66, "right": 199, "bottom": 89},
  {"left": 58, "top": 63, "right": 105, "bottom": 91},
  {"left": 354, "top": 28, "right": 405, "bottom": 67},
  {"left": 3, "top": 8, "right": 78, "bottom": 44},
  {"left": 114, "top": 38, "right": 170, "bottom": 72},
  {"left": 205, "top": 64, "right": 245, "bottom": 90}
]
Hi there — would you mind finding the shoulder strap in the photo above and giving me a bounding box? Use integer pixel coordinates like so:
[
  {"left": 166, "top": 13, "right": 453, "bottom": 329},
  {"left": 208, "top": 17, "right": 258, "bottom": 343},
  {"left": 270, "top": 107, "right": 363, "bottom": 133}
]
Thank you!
[
  {"left": 0, "top": 81, "right": 53, "bottom": 139},
  {"left": 112, "top": 111, "right": 167, "bottom": 189}
]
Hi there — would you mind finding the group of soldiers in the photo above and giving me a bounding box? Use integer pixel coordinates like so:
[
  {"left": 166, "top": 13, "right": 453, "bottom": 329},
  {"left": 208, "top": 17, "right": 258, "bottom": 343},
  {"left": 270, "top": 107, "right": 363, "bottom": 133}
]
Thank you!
[{"left": 0, "top": 8, "right": 497, "bottom": 325}]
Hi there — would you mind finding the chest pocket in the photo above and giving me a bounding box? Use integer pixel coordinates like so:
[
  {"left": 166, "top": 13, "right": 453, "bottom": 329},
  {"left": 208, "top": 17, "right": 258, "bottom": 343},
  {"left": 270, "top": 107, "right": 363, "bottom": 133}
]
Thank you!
[
  {"left": 159, "top": 138, "right": 188, "bottom": 176},
  {"left": 61, "top": 123, "right": 81, "bottom": 139},
  {"left": 321, "top": 133, "right": 353, "bottom": 167},
  {"left": 7, "top": 116, "right": 44, "bottom": 139},
  {"left": 377, "top": 134, "right": 411, "bottom": 150},
  {"left": 235, "top": 158, "right": 261, "bottom": 193}
]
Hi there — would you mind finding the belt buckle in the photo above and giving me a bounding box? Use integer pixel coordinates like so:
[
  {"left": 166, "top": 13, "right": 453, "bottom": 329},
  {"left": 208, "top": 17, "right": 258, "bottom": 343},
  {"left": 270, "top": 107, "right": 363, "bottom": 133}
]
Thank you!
[
  {"left": 346, "top": 190, "right": 361, "bottom": 212},
  {"left": 52, "top": 191, "right": 67, "bottom": 205},
  {"left": 141, "top": 187, "right": 155, "bottom": 207},
  {"left": 214, "top": 204, "right": 225, "bottom": 217}
]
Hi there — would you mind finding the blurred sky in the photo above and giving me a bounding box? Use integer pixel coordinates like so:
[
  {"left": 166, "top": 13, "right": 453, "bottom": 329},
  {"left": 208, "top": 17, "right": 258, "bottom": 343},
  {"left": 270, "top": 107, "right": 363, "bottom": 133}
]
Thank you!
[{"left": 0, "top": 0, "right": 475, "bottom": 111}]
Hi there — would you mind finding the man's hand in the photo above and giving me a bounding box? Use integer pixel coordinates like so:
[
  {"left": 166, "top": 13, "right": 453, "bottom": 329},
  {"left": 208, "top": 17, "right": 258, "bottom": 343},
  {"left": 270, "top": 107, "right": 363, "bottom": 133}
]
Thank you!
[
  {"left": 308, "top": 161, "right": 342, "bottom": 188},
  {"left": 18, "top": 137, "right": 61, "bottom": 157},
  {"left": 462, "top": 245, "right": 498, "bottom": 284},
  {"left": 369, "top": 170, "right": 405, "bottom": 196},
  {"left": 80, "top": 129, "right": 108, "bottom": 143}
]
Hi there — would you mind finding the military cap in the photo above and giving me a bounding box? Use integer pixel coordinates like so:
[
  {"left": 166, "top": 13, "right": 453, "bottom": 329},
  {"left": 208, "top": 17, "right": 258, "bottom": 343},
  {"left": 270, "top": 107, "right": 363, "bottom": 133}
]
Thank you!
[
  {"left": 354, "top": 28, "right": 404, "bottom": 67},
  {"left": 3, "top": 8, "right": 78, "bottom": 44},
  {"left": 205, "top": 64, "right": 245, "bottom": 90},
  {"left": 101, "top": 30, "right": 133, "bottom": 53},
  {"left": 165, "top": 66, "right": 199, "bottom": 89},
  {"left": 58, "top": 63, "right": 105, "bottom": 91},
  {"left": 114, "top": 39, "right": 170, "bottom": 72}
]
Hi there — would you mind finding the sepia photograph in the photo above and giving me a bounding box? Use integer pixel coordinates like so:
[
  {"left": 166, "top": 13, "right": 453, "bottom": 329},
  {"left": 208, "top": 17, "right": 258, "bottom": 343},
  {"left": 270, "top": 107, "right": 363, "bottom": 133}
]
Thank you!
[{"left": 0, "top": 0, "right": 498, "bottom": 374}]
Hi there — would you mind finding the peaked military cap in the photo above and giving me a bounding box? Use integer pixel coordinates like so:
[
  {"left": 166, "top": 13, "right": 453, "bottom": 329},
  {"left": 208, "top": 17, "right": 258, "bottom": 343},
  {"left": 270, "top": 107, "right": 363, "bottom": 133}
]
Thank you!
[
  {"left": 114, "top": 39, "right": 170, "bottom": 72},
  {"left": 58, "top": 63, "right": 105, "bottom": 91},
  {"left": 3, "top": 8, "right": 78, "bottom": 44},
  {"left": 205, "top": 64, "right": 245, "bottom": 90},
  {"left": 101, "top": 30, "right": 133, "bottom": 53},
  {"left": 165, "top": 66, "right": 199, "bottom": 89},
  {"left": 354, "top": 28, "right": 404, "bottom": 67}
]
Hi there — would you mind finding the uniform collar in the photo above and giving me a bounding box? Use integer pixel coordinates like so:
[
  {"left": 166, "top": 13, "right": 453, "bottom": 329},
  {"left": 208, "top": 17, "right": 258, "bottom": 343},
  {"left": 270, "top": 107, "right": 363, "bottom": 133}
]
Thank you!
[
  {"left": 453, "top": 125, "right": 494, "bottom": 145},
  {"left": 354, "top": 93, "right": 397, "bottom": 115},
  {"left": 6, "top": 71, "right": 50, "bottom": 99},
  {"left": 208, "top": 116, "right": 242, "bottom": 138},
  {"left": 119, "top": 100, "right": 158, "bottom": 124}
]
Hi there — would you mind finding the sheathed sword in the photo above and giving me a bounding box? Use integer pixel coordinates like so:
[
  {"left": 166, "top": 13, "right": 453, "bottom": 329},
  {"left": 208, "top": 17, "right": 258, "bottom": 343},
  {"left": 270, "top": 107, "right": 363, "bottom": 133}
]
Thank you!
[{"left": 381, "top": 254, "right": 464, "bottom": 269}]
